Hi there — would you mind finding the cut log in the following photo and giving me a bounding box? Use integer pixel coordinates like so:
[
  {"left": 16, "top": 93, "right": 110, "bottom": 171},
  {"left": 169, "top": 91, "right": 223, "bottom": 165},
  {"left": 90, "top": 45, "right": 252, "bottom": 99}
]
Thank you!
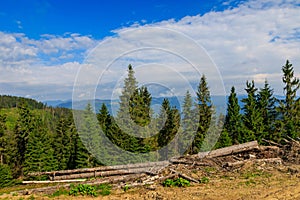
[
  {"left": 14, "top": 174, "right": 145, "bottom": 195},
  {"left": 170, "top": 159, "right": 211, "bottom": 166},
  {"left": 28, "top": 161, "right": 169, "bottom": 177},
  {"left": 198, "top": 141, "right": 259, "bottom": 159},
  {"left": 52, "top": 167, "right": 157, "bottom": 181},
  {"left": 22, "top": 179, "right": 86, "bottom": 184},
  {"left": 226, "top": 158, "right": 282, "bottom": 167}
]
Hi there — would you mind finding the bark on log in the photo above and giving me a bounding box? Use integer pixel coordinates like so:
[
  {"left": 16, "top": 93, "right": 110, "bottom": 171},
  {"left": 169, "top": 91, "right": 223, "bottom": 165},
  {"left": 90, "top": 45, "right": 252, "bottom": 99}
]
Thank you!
[
  {"left": 22, "top": 179, "right": 86, "bottom": 184},
  {"left": 52, "top": 167, "right": 157, "bottom": 181},
  {"left": 14, "top": 174, "right": 145, "bottom": 195},
  {"left": 198, "top": 141, "right": 259, "bottom": 159},
  {"left": 170, "top": 169, "right": 199, "bottom": 183},
  {"left": 226, "top": 158, "right": 282, "bottom": 167},
  {"left": 170, "top": 159, "right": 211, "bottom": 166},
  {"left": 28, "top": 161, "right": 169, "bottom": 176}
]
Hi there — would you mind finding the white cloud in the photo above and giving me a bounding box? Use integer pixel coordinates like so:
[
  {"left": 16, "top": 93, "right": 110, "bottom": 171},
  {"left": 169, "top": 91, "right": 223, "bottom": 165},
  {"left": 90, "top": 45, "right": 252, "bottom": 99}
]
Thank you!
[
  {"left": 1, "top": 0, "right": 300, "bottom": 101},
  {"left": 108, "top": 0, "right": 300, "bottom": 95}
]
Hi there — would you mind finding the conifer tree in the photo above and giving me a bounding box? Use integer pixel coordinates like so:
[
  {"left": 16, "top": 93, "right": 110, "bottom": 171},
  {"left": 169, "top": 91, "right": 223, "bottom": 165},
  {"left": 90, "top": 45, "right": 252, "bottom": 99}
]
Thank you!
[
  {"left": 117, "top": 64, "right": 138, "bottom": 134},
  {"left": 190, "top": 75, "right": 212, "bottom": 154},
  {"left": 24, "top": 117, "right": 57, "bottom": 174},
  {"left": 257, "top": 80, "right": 277, "bottom": 140},
  {"left": 75, "top": 103, "right": 99, "bottom": 168},
  {"left": 215, "top": 113, "right": 232, "bottom": 148},
  {"left": 14, "top": 102, "right": 34, "bottom": 175},
  {"left": 241, "top": 81, "right": 263, "bottom": 143},
  {"left": 157, "top": 99, "right": 180, "bottom": 159},
  {"left": 180, "top": 90, "right": 197, "bottom": 154},
  {"left": 0, "top": 114, "right": 7, "bottom": 165},
  {"left": 224, "top": 86, "right": 243, "bottom": 144},
  {"left": 53, "top": 116, "right": 73, "bottom": 170},
  {"left": 279, "top": 60, "right": 300, "bottom": 138}
]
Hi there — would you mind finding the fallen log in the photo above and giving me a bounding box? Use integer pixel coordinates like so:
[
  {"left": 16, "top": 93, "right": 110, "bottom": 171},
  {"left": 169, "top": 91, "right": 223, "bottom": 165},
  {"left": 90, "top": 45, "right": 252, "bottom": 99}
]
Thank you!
[
  {"left": 198, "top": 141, "right": 259, "bottom": 159},
  {"left": 52, "top": 167, "right": 159, "bottom": 181},
  {"left": 226, "top": 157, "right": 282, "bottom": 167},
  {"left": 14, "top": 174, "right": 146, "bottom": 195},
  {"left": 22, "top": 179, "right": 86, "bottom": 184},
  {"left": 170, "top": 169, "right": 199, "bottom": 183},
  {"left": 170, "top": 159, "right": 212, "bottom": 166},
  {"left": 28, "top": 161, "right": 169, "bottom": 177}
]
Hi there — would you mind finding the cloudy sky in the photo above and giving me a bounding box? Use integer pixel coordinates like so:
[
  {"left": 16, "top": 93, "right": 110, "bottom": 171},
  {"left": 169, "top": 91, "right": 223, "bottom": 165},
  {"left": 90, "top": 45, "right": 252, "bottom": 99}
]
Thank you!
[{"left": 0, "top": 0, "right": 299, "bottom": 101}]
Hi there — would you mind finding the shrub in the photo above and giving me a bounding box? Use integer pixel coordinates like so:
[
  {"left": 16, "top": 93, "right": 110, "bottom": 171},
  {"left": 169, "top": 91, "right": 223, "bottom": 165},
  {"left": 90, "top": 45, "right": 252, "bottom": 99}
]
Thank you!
[{"left": 162, "top": 178, "right": 190, "bottom": 187}]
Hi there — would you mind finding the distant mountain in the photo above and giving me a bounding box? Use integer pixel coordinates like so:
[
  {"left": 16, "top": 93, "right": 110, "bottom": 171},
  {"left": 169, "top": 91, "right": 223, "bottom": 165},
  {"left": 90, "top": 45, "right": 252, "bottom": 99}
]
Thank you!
[{"left": 43, "top": 95, "right": 287, "bottom": 115}]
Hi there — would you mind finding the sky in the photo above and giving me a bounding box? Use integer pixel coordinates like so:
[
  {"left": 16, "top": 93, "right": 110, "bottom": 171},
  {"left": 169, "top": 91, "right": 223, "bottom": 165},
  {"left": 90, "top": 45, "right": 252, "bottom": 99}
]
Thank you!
[{"left": 0, "top": 0, "right": 300, "bottom": 101}]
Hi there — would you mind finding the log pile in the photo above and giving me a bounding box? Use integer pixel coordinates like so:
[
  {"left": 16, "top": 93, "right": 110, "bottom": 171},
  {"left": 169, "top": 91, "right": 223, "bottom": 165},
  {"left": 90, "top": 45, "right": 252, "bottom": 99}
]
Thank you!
[{"left": 15, "top": 139, "right": 299, "bottom": 195}]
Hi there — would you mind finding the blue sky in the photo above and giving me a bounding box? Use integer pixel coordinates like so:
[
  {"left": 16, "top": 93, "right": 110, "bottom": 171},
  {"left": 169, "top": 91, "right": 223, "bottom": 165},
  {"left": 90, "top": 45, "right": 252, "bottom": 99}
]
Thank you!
[
  {"left": 0, "top": 0, "right": 232, "bottom": 39},
  {"left": 0, "top": 0, "right": 300, "bottom": 101}
]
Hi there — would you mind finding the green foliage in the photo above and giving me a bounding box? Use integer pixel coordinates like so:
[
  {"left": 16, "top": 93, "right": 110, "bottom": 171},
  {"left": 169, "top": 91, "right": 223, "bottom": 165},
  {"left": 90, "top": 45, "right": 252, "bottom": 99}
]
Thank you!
[
  {"left": 123, "top": 185, "right": 130, "bottom": 192},
  {"left": 241, "top": 81, "right": 263, "bottom": 143},
  {"left": 96, "top": 183, "right": 112, "bottom": 196},
  {"left": 0, "top": 95, "right": 45, "bottom": 110},
  {"left": 51, "top": 188, "right": 69, "bottom": 197},
  {"left": 162, "top": 177, "right": 190, "bottom": 187},
  {"left": 279, "top": 60, "right": 300, "bottom": 138},
  {"left": 14, "top": 103, "right": 34, "bottom": 175},
  {"left": 0, "top": 164, "right": 14, "bottom": 188},
  {"left": 224, "top": 86, "right": 242, "bottom": 144},
  {"left": 180, "top": 90, "right": 197, "bottom": 154},
  {"left": 200, "top": 176, "right": 210, "bottom": 184},
  {"left": 190, "top": 75, "right": 212, "bottom": 153},
  {"left": 257, "top": 80, "right": 277, "bottom": 142},
  {"left": 68, "top": 183, "right": 111, "bottom": 197},
  {"left": 23, "top": 116, "right": 58, "bottom": 174},
  {"left": 69, "top": 184, "right": 98, "bottom": 197}
]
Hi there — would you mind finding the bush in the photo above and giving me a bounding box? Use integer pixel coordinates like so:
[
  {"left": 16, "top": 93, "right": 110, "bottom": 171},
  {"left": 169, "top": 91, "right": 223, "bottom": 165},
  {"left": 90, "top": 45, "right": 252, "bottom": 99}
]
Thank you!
[
  {"left": 68, "top": 183, "right": 111, "bottom": 197},
  {"left": 162, "top": 178, "right": 190, "bottom": 187},
  {"left": 69, "top": 184, "right": 97, "bottom": 197},
  {"left": 0, "top": 164, "right": 14, "bottom": 188}
]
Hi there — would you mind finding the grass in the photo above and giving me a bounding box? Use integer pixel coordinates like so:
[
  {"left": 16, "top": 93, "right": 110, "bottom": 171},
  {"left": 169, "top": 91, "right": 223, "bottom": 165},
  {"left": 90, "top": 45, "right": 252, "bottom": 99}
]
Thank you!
[{"left": 162, "top": 178, "right": 190, "bottom": 187}]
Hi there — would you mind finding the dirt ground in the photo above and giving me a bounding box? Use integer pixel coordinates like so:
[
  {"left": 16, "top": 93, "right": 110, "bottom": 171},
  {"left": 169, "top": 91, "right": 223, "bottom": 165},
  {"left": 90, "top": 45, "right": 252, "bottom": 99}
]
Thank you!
[{"left": 1, "top": 163, "right": 300, "bottom": 200}]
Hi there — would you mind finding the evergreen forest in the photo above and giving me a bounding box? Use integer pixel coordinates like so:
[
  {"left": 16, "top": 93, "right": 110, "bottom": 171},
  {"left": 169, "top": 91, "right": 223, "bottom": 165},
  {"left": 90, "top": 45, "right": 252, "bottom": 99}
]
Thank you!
[{"left": 0, "top": 60, "right": 299, "bottom": 187}]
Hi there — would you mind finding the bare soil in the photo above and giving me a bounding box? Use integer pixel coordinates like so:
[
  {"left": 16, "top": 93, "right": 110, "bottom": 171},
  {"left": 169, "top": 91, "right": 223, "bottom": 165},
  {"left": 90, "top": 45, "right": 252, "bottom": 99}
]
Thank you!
[{"left": 1, "top": 163, "right": 300, "bottom": 200}]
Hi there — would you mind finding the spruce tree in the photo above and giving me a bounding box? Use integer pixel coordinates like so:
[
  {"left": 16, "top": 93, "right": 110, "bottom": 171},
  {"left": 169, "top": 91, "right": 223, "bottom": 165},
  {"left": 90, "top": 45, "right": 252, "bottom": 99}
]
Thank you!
[
  {"left": 190, "top": 75, "right": 212, "bottom": 154},
  {"left": 75, "top": 103, "right": 100, "bottom": 168},
  {"left": 215, "top": 113, "right": 232, "bottom": 148},
  {"left": 224, "top": 86, "right": 243, "bottom": 144},
  {"left": 180, "top": 90, "right": 197, "bottom": 154},
  {"left": 241, "top": 80, "right": 263, "bottom": 143},
  {"left": 14, "top": 102, "right": 34, "bottom": 175},
  {"left": 117, "top": 64, "right": 138, "bottom": 134},
  {"left": 157, "top": 99, "right": 180, "bottom": 159},
  {"left": 257, "top": 80, "right": 277, "bottom": 141},
  {"left": 0, "top": 114, "right": 7, "bottom": 165},
  {"left": 53, "top": 116, "right": 73, "bottom": 170},
  {"left": 24, "top": 117, "right": 57, "bottom": 174},
  {"left": 279, "top": 60, "right": 300, "bottom": 138}
]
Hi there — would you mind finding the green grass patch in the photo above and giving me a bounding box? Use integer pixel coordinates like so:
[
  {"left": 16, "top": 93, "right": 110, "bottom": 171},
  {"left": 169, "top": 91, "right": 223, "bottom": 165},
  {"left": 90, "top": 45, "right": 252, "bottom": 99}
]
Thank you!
[{"left": 162, "top": 178, "right": 190, "bottom": 187}]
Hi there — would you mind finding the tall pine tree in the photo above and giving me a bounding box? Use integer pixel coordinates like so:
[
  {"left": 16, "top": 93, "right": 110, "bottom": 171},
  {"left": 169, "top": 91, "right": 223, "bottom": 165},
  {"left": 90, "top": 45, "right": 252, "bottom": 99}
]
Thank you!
[
  {"left": 14, "top": 102, "right": 34, "bottom": 176},
  {"left": 224, "top": 86, "right": 243, "bottom": 144},
  {"left": 190, "top": 75, "right": 212, "bottom": 154},
  {"left": 279, "top": 60, "right": 300, "bottom": 138},
  {"left": 257, "top": 80, "right": 277, "bottom": 141},
  {"left": 241, "top": 81, "right": 264, "bottom": 143}
]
